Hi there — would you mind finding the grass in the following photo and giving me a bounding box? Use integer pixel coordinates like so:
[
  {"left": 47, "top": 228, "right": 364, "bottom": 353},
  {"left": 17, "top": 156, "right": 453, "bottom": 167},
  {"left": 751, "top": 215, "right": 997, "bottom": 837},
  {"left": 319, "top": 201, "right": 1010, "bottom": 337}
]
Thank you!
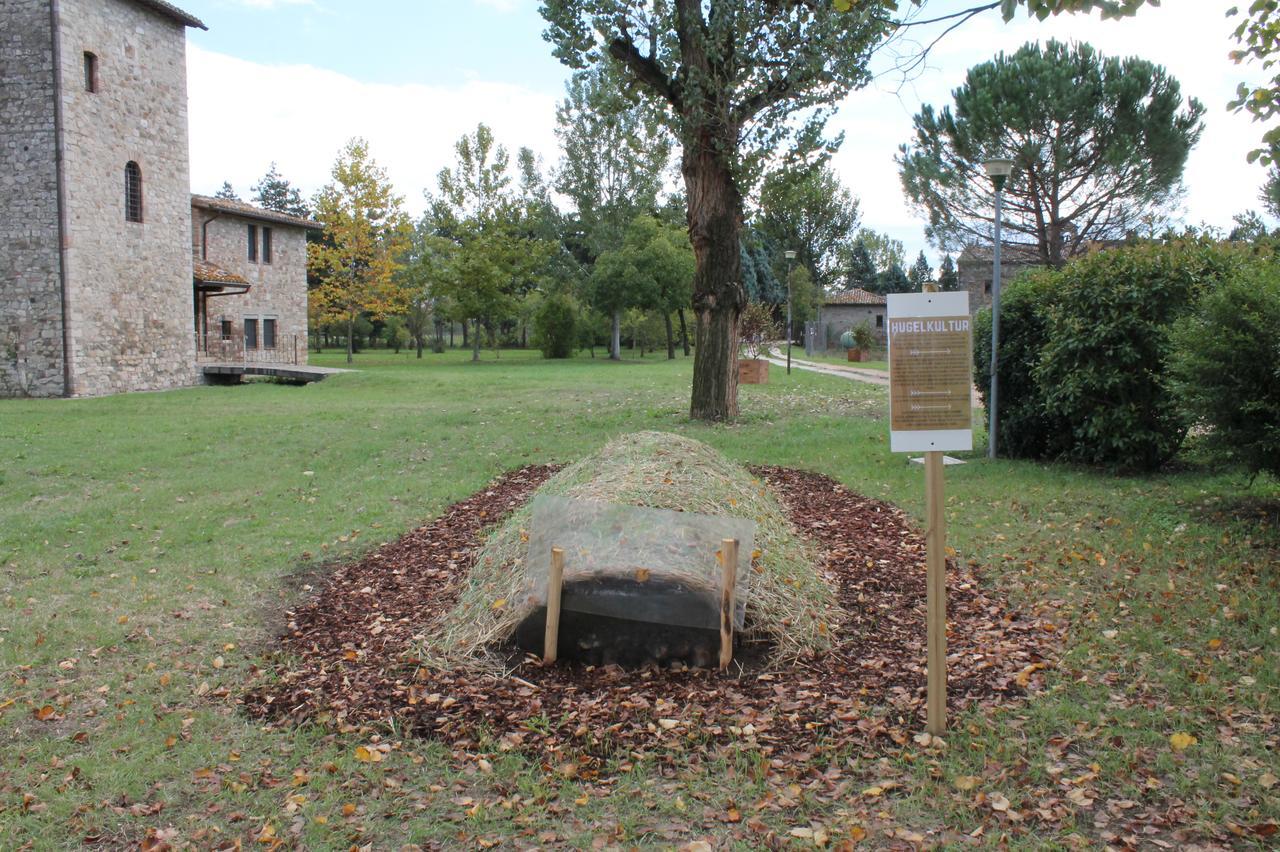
[{"left": 1, "top": 345, "right": 1276, "bottom": 848}]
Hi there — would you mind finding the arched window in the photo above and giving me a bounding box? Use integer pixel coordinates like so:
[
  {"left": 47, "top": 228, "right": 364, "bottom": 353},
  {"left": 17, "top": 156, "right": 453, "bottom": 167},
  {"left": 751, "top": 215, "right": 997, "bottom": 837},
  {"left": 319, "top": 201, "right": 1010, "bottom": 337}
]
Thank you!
[{"left": 125, "top": 161, "right": 142, "bottom": 222}]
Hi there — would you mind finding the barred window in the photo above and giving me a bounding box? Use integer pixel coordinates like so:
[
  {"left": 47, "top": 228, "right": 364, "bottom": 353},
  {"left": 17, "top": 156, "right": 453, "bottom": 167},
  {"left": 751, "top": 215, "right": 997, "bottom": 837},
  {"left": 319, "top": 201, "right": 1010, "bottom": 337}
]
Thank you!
[
  {"left": 124, "top": 162, "right": 142, "bottom": 222},
  {"left": 247, "top": 224, "right": 258, "bottom": 262},
  {"left": 84, "top": 52, "right": 98, "bottom": 93}
]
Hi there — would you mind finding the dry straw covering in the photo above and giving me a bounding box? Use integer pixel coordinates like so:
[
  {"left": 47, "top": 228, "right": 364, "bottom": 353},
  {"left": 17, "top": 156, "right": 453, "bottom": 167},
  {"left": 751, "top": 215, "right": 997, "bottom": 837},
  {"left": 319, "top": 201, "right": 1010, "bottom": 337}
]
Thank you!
[{"left": 426, "top": 431, "right": 845, "bottom": 670}]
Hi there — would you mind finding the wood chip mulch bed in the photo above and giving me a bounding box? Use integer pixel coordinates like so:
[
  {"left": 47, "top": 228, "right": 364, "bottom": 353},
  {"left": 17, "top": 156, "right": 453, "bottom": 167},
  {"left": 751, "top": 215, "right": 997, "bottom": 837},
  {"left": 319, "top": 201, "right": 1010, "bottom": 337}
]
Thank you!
[{"left": 242, "top": 464, "right": 1056, "bottom": 757}]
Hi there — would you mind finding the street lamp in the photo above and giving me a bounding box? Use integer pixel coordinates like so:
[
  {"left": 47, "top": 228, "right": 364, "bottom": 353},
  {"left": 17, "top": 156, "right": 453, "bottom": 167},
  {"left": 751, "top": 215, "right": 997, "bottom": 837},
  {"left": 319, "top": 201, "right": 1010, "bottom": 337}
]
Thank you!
[
  {"left": 784, "top": 250, "right": 797, "bottom": 374},
  {"left": 983, "top": 157, "right": 1014, "bottom": 460}
]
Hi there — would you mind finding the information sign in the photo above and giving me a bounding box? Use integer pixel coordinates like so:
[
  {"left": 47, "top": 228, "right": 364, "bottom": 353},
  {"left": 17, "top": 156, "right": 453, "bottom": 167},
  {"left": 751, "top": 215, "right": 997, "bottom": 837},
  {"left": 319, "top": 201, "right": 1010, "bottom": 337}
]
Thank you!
[{"left": 887, "top": 292, "right": 973, "bottom": 453}]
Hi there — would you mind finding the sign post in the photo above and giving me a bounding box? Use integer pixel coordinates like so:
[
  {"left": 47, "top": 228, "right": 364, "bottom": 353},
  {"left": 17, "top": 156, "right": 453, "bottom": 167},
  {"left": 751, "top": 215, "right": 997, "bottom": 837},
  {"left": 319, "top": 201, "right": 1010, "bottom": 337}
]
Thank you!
[{"left": 887, "top": 289, "right": 972, "bottom": 736}]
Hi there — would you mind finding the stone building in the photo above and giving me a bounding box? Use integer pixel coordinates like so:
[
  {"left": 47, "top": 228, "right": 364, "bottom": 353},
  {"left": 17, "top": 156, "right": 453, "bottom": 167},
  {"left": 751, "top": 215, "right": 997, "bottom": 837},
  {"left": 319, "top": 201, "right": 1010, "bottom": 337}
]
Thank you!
[
  {"left": 1, "top": 0, "right": 318, "bottom": 398},
  {"left": 191, "top": 195, "right": 318, "bottom": 367},
  {"left": 956, "top": 242, "right": 1044, "bottom": 311},
  {"left": 816, "top": 288, "right": 887, "bottom": 348}
]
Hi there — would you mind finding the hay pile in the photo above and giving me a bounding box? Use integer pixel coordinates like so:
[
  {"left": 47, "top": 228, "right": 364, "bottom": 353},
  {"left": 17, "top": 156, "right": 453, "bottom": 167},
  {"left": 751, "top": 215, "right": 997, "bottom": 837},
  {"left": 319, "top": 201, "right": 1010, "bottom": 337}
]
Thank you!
[{"left": 425, "top": 432, "right": 845, "bottom": 670}]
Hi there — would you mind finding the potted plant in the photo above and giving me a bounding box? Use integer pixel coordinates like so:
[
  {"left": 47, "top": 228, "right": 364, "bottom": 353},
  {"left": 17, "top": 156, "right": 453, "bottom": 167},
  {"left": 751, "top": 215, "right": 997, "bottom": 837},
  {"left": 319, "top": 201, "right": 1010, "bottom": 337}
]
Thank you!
[
  {"left": 737, "top": 302, "right": 779, "bottom": 384},
  {"left": 840, "top": 321, "right": 876, "bottom": 362}
]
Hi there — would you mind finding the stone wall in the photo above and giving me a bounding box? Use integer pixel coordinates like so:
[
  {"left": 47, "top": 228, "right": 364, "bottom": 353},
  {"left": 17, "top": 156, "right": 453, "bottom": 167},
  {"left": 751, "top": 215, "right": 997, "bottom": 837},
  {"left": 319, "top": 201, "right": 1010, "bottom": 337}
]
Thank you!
[
  {"left": 194, "top": 211, "right": 310, "bottom": 365},
  {"left": 57, "top": 0, "right": 196, "bottom": 395},
  {"left": 957, "top": 257, "right": 1042, "bottom": 313},
  {"left": 818, "top": 304, "right": 887, "bottom": 348},
  {"left": 0, "top": 0, "right": 65, "bottom": 397}
]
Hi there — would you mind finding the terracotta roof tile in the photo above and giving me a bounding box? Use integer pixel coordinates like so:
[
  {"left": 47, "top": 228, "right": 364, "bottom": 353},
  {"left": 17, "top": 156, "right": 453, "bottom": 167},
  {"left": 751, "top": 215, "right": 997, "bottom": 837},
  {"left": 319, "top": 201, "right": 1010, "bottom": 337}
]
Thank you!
[
  {"left": 191, "top": 195, "right": 322, "bottom": 231},
  {"left": 824, "top": 287, "right": 885, "bottom": 306},
  {"left": 193, "top": 258, "right": 249, "bottom": 286}
]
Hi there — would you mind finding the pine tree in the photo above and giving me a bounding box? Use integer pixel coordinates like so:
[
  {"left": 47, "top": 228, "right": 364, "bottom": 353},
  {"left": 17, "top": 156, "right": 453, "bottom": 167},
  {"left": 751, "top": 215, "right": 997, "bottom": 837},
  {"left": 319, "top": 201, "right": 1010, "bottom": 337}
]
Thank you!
[
  {"left": 252, "top": 162, "right": 312, "bottom": 219},
  {"left": 214, "top": 181, "right": 239, "bottom": 201},
  {"left": 938, "top": 255, "right": 959, "bottom": 291},
  {"left": 908, "top": 250, "right": 934, "bottom": 290}
]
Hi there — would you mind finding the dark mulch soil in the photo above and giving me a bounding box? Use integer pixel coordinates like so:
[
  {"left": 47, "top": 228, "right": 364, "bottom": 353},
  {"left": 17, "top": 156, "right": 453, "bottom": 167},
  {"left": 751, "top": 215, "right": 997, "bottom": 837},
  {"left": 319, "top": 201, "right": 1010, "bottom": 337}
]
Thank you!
[{"left": 243, "top": 464, "right": 1056, "bottom": 756}]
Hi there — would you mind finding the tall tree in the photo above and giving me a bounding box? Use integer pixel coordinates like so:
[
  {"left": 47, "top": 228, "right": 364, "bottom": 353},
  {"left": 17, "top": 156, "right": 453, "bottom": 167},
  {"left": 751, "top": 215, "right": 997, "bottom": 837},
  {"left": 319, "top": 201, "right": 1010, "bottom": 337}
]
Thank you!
[
  {"left": 938, "top": 254, "right": 959, "bottom": 291},
  {"left": 309, "top": 138, "right": 412, "bottom": 364},
  {"left": 757, "top": 162, "right": 861, "bottom": 291},
  {"left": 850, "top": 229, "right": 905, "bottom": 294},
  {"left": 554, "top": 66, "right": 672, "bottom": 258},
  {"left": 876, "top": 261, "right": 910, "bottom": 295},
  {"left": 214, "top": 181, "right": 239, "bottom": 200},
  {"left": 431, "top": 125, "right": 556, "bottom": 361},
  {"left": 840, "top": 242, "right": 877, "bottom": 292},
  {"left": 540, "top": 0, "right": 1153, "bottom": 420},
  {"left": 908, "top": 250, "right": 933, "bottom": 289},
  {"left": 899, "top": 40, "right": 1204, "bottom": 267},
  {"left": 252, "top": 162, "right": 311, "bottom": 219}
]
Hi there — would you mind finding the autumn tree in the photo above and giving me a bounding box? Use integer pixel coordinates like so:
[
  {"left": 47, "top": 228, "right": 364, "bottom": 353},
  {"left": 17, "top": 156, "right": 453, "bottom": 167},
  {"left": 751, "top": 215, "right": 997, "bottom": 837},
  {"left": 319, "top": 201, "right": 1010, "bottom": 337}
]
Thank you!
[
  {"left": 899, "top": 40, "right": 1204, "bottom": 266},
  {"left": 757, "top": 162, "right": 861, "bottom": 292},
  {"left": 539, "top": 0, "right": 1153, "bottom": 420},
  {"left": 309, "top": 138, "right": 412, "bottom": 364}
]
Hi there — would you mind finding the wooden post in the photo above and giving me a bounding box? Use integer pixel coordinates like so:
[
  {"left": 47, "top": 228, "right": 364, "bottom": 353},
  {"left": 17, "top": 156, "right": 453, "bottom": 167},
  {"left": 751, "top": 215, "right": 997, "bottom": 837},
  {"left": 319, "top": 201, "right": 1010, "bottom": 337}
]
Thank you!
[
  {"left": 719, "top": 538, "right": 738, "bottom": 670},
  {"left": 925, "top": 450, "right": 947, "bottom": 735},
  {"left": 543, "top": 547, "right": 565, "bottom": 665}
]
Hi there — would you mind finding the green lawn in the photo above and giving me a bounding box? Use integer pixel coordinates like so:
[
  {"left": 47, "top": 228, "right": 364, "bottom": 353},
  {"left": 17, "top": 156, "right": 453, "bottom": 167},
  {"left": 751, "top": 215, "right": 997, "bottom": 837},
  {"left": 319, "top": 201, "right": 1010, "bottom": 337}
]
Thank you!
[{"left": 1, "top": 348, "right": 1276, "bottom": 848}]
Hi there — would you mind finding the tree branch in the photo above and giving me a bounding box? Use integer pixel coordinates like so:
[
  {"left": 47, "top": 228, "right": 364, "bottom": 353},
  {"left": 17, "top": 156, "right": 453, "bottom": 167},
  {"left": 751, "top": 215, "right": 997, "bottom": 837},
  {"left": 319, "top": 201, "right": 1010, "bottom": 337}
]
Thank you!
[{"left": 607, "top": 32, "right": 682, "bottom": 112}]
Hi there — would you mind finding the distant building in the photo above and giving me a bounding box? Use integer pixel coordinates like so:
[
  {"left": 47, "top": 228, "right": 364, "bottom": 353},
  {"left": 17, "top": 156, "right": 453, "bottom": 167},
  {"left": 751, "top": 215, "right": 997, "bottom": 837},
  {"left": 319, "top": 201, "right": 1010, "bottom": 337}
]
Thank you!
[
  {"left": 191, "top": 195, "right": 319, "bottom": 368},
  {"left": 956, "top": 243, "right": 1044, "bottom": 312},
  {"left": 1, "top": 0, "right": 317, "bottom": 398},
  {"left": 817, "top": 288, "right": 887, "bottom": 348}
]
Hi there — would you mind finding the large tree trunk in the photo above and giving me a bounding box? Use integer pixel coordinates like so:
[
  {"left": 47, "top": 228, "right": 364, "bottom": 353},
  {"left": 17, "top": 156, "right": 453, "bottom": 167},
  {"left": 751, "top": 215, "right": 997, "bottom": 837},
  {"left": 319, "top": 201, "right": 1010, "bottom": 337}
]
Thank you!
[
  {"left": 610, "top": 312, "right": 621, "bottom": 360},
  {"left": 664, "top": 312, "right": 675, "bottom": 360},
  {"left": 678, "top": 308, "right": 690, "bottom": 356},
  {"left": 684, "top": 139, "right": 745, "bottom": 421}
]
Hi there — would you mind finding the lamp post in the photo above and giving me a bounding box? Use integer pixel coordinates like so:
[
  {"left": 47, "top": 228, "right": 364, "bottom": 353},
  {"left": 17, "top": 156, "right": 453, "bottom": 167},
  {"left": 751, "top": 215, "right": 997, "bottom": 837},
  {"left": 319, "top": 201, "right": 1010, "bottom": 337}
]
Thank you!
[
  {"left": 784, "top": 249, "right": 797, "bottom": 374},
  {"left": 983, "top": 157, "right": 1014, "bottom": 460}
]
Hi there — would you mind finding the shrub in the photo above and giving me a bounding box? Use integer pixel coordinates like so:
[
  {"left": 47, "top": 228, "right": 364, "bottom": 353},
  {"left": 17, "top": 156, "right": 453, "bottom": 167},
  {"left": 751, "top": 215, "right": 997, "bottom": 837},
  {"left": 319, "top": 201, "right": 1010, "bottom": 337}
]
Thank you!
[
  {"left": 972, "top": 269, "right": 1067, "bottom": 459},
  {"left": 738, "top": 302, "right": 778, "bottom": 359},
  {"left": 1033, "top": 240, "right": 1252, "bottom": 471},
  {"left": 1171, "top": 264, "right": 1280, "bottom": 480},
  {"left": 534, "top": 294, "right": 578, "bottom": 359}
]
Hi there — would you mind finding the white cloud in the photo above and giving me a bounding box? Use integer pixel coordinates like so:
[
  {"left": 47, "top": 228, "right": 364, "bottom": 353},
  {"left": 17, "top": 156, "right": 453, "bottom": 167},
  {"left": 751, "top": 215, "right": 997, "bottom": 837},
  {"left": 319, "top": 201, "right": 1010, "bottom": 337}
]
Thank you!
[
  {"left": 186, "top": 45, "right": 560, "bottom": 215},
  {"left": 471, "top": 0, "right": 524, "bottom": 12}
]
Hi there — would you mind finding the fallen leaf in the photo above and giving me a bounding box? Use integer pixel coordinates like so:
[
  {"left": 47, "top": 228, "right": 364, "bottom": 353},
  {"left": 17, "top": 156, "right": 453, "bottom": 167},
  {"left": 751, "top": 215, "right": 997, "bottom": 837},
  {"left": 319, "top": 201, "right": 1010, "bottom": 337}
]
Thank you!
[{"left": 1169, "top": 732, "right": 1197, "bottom": 751}]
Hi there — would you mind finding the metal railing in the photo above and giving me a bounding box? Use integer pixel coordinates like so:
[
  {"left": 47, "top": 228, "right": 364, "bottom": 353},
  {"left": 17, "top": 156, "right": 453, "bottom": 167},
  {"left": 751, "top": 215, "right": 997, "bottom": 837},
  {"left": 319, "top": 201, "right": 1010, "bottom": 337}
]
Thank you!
[{"left": 195, "top": 333, "right": 300, "bottom": 365}]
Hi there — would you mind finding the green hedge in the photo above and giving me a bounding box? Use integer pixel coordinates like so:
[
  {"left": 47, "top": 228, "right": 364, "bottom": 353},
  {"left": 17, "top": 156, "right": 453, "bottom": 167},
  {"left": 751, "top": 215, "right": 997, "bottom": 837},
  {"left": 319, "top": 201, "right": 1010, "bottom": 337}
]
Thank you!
[
  {"left": 1171, "top": 263, "right": 1280, "bottom": 480},
  {"left": 973, "top": 239, "right": 1258, "bottom": 471}
]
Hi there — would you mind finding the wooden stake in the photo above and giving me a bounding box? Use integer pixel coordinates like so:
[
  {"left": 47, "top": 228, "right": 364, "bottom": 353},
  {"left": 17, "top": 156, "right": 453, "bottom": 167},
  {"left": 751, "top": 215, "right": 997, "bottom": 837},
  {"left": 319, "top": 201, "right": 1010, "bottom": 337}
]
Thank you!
[
  {"left": 543, "top": 547, "right": 565, "bottom": 665},
  {"left": 925, "top": 450, "right": 947, "bottom": 735},
  {"left": 719, "top": 538, "right": 738, "bottom": 670}
]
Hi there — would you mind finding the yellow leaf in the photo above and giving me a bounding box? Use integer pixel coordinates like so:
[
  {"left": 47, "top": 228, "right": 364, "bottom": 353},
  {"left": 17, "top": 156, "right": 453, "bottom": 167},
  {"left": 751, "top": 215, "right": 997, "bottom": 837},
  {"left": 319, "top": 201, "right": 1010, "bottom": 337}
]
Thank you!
[
  {"left": 491, "top": 598, "right": 507, "bottom": 610},
  {"left": 1208, "top": 638, "right": 1222, "bottom": 651},
  {"left": 635, "top": 568, "right": 651, "bottom": 582},
  {"left": 848, "top": 825, "right": 868, "bottom": 842},
  {"left": 354, "top": 746, "right": 382, "bottom": 763},
  {"left": 954, "top": 775, "right": 980, "bottom": 791},
  {"left": 341, "top": 803, "right": 356, "bottom": 816},
  {"left": 1260, "top": 772, "right": 1278, "bottom": 789},
  {"left": 1169, "top": 732, "right": 1197, "bottom": 751}
]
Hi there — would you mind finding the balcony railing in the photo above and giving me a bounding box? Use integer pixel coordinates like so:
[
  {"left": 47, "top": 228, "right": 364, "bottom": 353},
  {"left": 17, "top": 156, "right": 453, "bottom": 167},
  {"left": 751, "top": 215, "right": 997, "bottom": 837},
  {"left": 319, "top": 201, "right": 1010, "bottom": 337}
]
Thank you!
[{"left": 196, "top": 333, "right": 301, "bottom": 365}]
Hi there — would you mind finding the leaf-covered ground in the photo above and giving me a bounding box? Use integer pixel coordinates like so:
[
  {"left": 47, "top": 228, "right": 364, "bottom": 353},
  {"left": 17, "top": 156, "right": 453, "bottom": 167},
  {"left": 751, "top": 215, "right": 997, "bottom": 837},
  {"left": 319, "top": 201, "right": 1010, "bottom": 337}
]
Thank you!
[{"left": 245, "top": 464, "right": 1055, "bottom": 764}]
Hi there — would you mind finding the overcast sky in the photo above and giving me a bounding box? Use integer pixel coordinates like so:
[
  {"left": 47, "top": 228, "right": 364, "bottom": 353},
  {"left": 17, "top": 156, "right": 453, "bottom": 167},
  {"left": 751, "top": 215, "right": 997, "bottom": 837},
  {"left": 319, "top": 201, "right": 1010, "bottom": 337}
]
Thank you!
[{"left": 182, "top": 0, "right": 1273, "bottom": 269}]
